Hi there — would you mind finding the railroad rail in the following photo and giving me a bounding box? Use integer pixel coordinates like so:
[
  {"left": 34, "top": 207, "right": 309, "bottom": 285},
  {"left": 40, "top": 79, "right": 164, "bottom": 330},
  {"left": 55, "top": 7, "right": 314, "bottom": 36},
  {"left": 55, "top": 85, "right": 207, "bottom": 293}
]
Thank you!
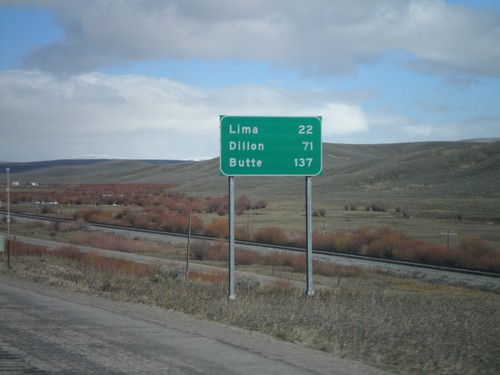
[{"left": 2, "top": 209, "right": 499, "bottom": 279}]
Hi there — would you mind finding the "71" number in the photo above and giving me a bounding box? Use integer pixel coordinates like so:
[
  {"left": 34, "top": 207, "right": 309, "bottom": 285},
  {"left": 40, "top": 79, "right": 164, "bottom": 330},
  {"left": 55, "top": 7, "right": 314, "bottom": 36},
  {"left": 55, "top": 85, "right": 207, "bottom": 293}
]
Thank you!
[{"left": 302, "top": 141, "right": 313, "bottom": 151}]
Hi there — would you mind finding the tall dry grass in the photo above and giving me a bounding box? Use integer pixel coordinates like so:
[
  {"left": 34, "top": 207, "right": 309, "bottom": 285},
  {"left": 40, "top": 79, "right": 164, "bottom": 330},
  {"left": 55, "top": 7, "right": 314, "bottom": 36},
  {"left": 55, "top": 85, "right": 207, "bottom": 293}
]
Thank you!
[
  {"left": 187, "top": 239, "right": 360, "bottom": 278},
  {"left": 307, "top": 227, "right": 500, "bottom": 272},
  {"left": 3, "top": 241, "right": 499, "bottom": 375},
  {"left": 66, "top": 232, "right": 156, "bottom": 254}
]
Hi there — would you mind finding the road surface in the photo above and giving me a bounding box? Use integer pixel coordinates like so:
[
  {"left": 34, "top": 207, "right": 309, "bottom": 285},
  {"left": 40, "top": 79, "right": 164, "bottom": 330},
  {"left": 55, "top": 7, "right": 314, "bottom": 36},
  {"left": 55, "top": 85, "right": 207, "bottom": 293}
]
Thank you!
[{"left": 0, "top": 274, "right": 390, "bottom": 374}]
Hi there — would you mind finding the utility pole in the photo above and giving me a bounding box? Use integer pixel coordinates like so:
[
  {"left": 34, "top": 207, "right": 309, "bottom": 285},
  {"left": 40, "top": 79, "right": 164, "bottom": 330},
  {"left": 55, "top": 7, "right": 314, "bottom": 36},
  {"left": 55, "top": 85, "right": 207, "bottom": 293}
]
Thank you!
[
  {"left": 440, "top": 229, "right": 458, "bottom": 250},
  {"left": 6, "top": 167, "right": 11, "bottom": 268}
]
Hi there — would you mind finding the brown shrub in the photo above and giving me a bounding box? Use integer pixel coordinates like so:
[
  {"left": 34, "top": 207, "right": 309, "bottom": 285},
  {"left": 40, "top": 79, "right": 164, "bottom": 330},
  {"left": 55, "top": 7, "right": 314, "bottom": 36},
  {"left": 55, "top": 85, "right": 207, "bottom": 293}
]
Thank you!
[
  {"left": 352, "top": 227, "right": 379, "bottom": 253},
  {"left": 345, "top": 203, "right": 359, "bottom": 211},
  {"left": 66, "top": 232, "right": 149, "bottom": 254},
  {"left": 76, "top": 208, "right": 102, "bottom": 222},
  {"left": 51, "top": 246, "right": 85, "bottom": 261},
  {"left": 205, "top": 218, "right": 228, "bottom": 239},
  {"left": 82, "top": 252, "right": 155, "bottom": 278},
  {"left": 10, "top": 241, "right": 48, "bottom": 257},
  {"left": 216, "top": 206, "right": 228, "bottom": 216},
  {"left": 265, "top": 279, "right": 295, "bottom": 291},
  {"left": 313, "top": 232, "right": 355, "bottom": 253},
  {"left": 263, "top": 251, "right": 305, "bottom": 273},
  {"left": 50, "top": 220, "right": 85, "bottom": 233},
  {"left": 203, "top": 196, "right": 227, "bottom": 214},
  {"left": 235, "top": 250, "right": 261, "bottom": 265},
  {"left": 364, "top": 228, "right": 407, "bottom": 259},
  {"left": 313, "top": 261, "right": 360, "bottom": 277},
  {"left": 191, "top": 240, "right": 227, "bottom": 261},
  {"left": 265, "top": 251, "right": 295, "bottom": 268},
  {"left": 370, "top": 201, "right": 388, "bottom": 212},
  {"left": 312, "top": 208, "right": 326, "bottom": 217},
  {"left": 289, "top": 255, "right": 306, "bottom": 273},
  {"left": 253, "top": 227, "right": 289, "bottom": 245},
  {"left": 252, "top": 199, "right": 268, "bottom": 209},
  {"left": 188, "top": 270, "right": 227, "bottom": 283},
  {"left": 235, "top": 195, "right": 251, "bottom": 215},
  {"left": 234, "top": 225, "right": 252, "bottom": 241}
]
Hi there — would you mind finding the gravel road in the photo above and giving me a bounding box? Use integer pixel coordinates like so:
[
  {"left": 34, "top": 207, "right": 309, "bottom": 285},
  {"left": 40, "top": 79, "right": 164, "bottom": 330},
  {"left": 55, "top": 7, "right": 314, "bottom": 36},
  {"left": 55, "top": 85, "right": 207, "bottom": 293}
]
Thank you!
[{"left": 0, "top": 274, "right": 391, "bottom": 375}]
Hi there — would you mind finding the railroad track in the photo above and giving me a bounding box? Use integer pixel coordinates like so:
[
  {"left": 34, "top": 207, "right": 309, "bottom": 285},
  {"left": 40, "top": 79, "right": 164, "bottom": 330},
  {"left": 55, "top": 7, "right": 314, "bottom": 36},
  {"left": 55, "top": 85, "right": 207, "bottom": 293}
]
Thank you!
[{"left": 3, "top": 209, "right": 499, "bottom": 279}]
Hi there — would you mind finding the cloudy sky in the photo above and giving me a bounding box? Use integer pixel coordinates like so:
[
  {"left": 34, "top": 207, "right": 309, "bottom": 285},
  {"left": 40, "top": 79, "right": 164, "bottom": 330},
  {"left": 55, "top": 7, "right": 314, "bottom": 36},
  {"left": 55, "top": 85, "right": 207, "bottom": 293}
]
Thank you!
[{"left": 1, "top": 0, "right": 499, "bottom": 162}]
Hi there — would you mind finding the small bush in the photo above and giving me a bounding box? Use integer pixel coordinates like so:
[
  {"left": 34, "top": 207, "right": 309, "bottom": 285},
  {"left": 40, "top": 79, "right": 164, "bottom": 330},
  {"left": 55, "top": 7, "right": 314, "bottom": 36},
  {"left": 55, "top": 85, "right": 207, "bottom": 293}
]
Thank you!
[
  {"left": 83, "top": 252, "right": 155, "bottom": 278},
  {"left": 40, "top": 206, "right": 54, "bottom": 214},
  {"left": 49, "top": 220, "right": 85, "bottom": 234},
  {"left": 51, "top": 246, "right": 85, "bottom": 261},
  {"left": 11, "top": 241, "right": 48, "bottom": 257},
  {"left": 151, "top": 266, "right": 183, "bottom": 283},
  {"left": 395, "top": 206, "right": 411, "bottom": 219},
  {"left": 235, "top": 250, "right": 261, "bottom": 265},
  {"left": 265, "top": 279, "right": 295, "bottom": 292},
  {"left": 345, "top": 203, "right": 359, "bottom": 211},
  {"left": 370, "top": 201, "right": 388, "bottom": 212},
  {"left": 237, "top": 276, "right": 260, "bottom": 291},
  {"left": 216, "top": 206, "right": 228, "bottom": 216},
  {"left": 188, "top": 270, "right": 227, "bottom": 283},
  {"left": 254, "top": 227, "right": 289, "bottom": 245},
  {"left": 191, "top": 240, "right": 227, "bottom": 262},
  {"left": 313, "top": 232, "right": 356, "bottom": 254},
  {"left": 313, "top": 208, "right": 326, "bottom": 217},
  {"left": 265, "top": 251, "right": 295, "bottom": 268},
  {"left": 190, "top": 241, "right": 211, "bottom": 260},
  {"left": 205, "top": 218, "right": 228, "bottom": 239},
  {"left": 76, "top": 208, "right": 102, "bottom": 222},
  {"left": 459, "top": 236, "right": 491, "bottom": 254},
  {"left": 289, "top": 255, "right": 306, "bottom": 273},
  {"left": 313, "top": 261, "right": 360, "bottom": 277},
  {"left": 263, "top": 252, "right": 306, "bottom": 273},
  {"left": 235, "top": 195, "right": 252, "bottom": 215},
  {"left": 252, "top": 199, "right": 268, "bottom": 210},
  {"left": 66, "top": 232, "right": 149, "bottom": 254}
]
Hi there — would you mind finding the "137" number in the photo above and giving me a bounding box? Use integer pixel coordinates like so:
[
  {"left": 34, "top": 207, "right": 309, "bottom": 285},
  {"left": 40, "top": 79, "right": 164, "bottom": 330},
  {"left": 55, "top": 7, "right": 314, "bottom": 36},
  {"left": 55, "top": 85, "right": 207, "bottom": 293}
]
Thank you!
[{"left": 294, "top": 158, "right": 313, "bottom": 167}]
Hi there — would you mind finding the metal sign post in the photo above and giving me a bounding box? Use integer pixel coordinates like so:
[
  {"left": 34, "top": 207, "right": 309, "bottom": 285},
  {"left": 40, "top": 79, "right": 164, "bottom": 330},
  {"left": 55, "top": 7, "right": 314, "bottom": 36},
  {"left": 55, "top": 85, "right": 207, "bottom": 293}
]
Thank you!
[
  {"left": 228, "top": 176, "right": 236, "bottom": 300},
  {"left": 220, "top": 116, "right": 322, "bottom": 300},
  {"left": 305, "top": 176, "right": 314, "bottom": 296}
]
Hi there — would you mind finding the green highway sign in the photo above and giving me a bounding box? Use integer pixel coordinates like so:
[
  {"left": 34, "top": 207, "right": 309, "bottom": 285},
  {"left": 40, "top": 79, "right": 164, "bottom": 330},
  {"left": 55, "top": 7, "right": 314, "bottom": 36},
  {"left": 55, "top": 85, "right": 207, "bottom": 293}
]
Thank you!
[{"left": 220, "top": 116, "right": 322, "bottom": 176}]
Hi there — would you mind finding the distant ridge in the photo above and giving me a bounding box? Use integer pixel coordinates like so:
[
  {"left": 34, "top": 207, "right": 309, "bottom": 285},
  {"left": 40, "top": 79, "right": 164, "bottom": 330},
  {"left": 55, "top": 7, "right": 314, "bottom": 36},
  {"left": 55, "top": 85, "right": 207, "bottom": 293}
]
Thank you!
[
  {"left": 460, "top": 138, "right": 500, "bottom": 143},
  {"left": 0, "top": 159, "right": 190, "bottom": 174},
  {"left": 1, "top": 141, "right": 498, "bottom": 203}
]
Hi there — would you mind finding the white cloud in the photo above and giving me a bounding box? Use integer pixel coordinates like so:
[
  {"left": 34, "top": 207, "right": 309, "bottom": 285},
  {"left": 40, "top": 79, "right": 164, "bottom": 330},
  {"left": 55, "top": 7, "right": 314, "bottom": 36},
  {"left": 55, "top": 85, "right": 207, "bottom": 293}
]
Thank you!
[
  {"left": 6, "top": 0, "right": 500, "bottom": 77},
  {"left": 363, "top": 109, "right": 440, "bottom": 142},
  {"left": 364, "top": 109, "right": 500, "bottom": 143},
  {"left": 321, "top": 103, "right": 367, "bottom": 137},
  {"left": 0, "top": 70, "right": 368, "bottom": 161}
]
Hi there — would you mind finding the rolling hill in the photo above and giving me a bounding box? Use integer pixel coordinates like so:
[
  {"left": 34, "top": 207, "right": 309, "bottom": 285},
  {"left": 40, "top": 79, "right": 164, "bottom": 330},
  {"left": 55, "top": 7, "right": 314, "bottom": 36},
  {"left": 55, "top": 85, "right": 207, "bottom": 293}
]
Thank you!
[{"left": 1, "top": 141, "right": 499, "bottom": 202}]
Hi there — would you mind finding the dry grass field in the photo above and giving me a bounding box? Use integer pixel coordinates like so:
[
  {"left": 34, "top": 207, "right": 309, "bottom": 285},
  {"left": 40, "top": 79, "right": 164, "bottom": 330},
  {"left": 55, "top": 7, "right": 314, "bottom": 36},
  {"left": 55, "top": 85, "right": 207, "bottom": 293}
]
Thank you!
[{"left": 1, "top": 239, "right": 498, "bottom": 375}]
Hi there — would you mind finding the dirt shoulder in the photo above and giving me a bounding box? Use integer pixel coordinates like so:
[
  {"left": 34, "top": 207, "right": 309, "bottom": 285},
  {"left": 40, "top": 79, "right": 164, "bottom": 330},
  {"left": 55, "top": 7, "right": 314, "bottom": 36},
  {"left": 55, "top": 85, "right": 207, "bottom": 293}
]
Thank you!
[{"left": 0, "top": 273, "right": 389, "bottom": 375}]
